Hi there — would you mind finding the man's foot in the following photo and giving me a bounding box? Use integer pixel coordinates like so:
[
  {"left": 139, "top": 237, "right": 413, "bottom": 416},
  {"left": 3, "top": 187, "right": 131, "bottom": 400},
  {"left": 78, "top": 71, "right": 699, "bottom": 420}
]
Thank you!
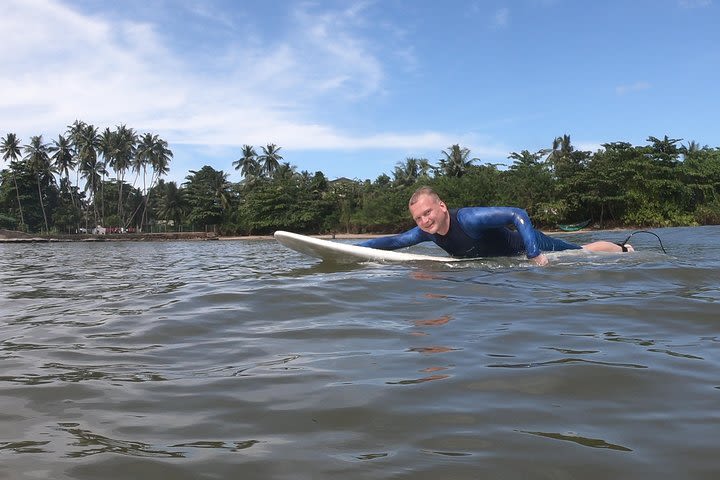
[{"left": 617, "top": 243, "right": 634, "bottom": 253}]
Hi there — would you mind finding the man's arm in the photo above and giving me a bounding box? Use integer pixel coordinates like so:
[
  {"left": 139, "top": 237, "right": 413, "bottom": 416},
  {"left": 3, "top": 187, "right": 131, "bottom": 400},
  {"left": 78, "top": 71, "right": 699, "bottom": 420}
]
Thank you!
[
  {"left": 357, "top": 227, "right": 430, "bottom": 250},
  {"left": 457, "top": 207, "right": 542, "bottom": 258}
]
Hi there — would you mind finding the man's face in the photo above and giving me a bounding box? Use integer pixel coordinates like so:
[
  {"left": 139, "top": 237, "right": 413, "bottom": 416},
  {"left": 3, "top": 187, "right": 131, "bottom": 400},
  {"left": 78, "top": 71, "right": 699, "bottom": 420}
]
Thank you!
[{"left": 409, "top": 194, "right": 449, "bottom": 235}]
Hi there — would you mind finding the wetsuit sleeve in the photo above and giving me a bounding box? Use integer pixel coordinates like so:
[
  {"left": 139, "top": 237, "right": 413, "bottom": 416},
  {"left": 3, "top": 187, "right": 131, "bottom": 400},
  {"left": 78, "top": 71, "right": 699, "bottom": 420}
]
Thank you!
[
  {"left": 457, "top": 207, "right": 541, "bottom": 258},
  {"left": 357, "top": 227, "right": 430, "bottom": 250}
]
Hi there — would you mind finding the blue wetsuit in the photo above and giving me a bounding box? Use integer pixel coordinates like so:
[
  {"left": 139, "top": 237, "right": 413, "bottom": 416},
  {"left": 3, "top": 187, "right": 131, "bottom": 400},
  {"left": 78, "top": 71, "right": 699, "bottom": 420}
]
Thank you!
[{"left": 359, "top": 207, "right": 581, "bottom": 259}]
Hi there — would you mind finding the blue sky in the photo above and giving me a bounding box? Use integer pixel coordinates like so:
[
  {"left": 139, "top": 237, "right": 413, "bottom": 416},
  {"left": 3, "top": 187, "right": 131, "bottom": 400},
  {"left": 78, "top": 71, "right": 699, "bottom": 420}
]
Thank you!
[{"left": 1, "top": 0, "right": 718, "bottom": 186}]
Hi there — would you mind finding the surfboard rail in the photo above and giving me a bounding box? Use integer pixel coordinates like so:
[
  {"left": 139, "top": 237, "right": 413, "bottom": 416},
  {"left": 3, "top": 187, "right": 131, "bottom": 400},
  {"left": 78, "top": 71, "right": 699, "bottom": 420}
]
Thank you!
[{"left": 273, "top": 230, "right": 460, "bottom": 263}]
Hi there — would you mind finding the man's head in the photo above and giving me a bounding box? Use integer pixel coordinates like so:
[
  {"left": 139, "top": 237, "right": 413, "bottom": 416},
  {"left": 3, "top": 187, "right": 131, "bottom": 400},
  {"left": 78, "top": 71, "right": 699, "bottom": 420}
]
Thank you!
[{"left": 408, "top": 187, "right": 450, "bottom": 235}]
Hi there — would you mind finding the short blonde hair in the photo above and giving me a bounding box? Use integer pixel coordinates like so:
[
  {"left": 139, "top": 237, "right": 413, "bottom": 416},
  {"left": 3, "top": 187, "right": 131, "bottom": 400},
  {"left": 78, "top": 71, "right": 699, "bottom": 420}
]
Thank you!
[{"left": 409, "top": 186, "right": 440, "bottom": 207}]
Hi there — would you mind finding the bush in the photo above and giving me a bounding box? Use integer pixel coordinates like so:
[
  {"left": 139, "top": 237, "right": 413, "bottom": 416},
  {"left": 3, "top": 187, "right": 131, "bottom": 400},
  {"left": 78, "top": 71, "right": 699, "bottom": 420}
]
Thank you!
[
  {"left": 623, "top": 203, "right": 696, "bottom": 227},
  {"left": 694, "top": 200, "right": 720, "bottom": 225},
  {"left": 0, "top": 213, "right": 18, "bottom": 229}
]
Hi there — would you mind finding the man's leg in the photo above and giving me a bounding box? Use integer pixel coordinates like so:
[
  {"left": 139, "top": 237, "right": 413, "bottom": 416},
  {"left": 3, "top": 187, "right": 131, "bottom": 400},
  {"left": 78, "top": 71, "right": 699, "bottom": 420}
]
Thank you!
[{"left": 582, "top": 241, "right": 634, "bottom": 253}]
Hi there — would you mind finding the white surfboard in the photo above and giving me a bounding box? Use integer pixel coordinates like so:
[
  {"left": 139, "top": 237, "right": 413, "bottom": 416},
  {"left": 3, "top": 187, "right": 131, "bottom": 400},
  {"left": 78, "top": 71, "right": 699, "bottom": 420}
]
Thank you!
[{"left": 274, "top": 231, "right": 463, "bottom": 263}]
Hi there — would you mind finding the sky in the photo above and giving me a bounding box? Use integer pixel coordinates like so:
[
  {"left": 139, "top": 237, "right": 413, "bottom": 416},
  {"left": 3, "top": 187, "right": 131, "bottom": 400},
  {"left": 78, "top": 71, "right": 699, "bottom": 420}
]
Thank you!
[{"left": 1, "top": 0, "right": 719, "bottom": 186}]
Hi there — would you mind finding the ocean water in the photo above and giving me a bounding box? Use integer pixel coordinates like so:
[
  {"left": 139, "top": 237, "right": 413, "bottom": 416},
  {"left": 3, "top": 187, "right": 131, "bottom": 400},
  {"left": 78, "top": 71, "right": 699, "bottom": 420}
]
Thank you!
[{"left": 1, "top": 226, "right": 719, "bottom": 479}]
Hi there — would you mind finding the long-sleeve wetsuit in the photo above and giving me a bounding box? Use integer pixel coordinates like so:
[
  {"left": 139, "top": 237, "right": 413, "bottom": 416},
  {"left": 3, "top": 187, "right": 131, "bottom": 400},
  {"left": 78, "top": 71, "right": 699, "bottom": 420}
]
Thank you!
[{"left": 359, "top": 207, "right": 581, "bottom": 259}]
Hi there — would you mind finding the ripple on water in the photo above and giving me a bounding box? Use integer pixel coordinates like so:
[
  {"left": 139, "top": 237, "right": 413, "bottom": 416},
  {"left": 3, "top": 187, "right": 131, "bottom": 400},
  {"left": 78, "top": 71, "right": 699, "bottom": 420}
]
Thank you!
[{"left": 1, "top": 228, "right": 720, "bottom": 479}]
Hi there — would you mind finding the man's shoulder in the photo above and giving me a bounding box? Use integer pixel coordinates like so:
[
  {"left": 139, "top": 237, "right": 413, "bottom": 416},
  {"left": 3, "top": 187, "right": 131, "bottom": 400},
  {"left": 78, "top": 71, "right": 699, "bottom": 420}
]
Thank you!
[
  {"left": 458, "top": 206, "right": 518, "bottom": 216},
  {"left": 456, "top": 206, "right": 490, "bottom": 218},
  {"left": 456, "top": 206, "right": 520, "bottom": 228}
]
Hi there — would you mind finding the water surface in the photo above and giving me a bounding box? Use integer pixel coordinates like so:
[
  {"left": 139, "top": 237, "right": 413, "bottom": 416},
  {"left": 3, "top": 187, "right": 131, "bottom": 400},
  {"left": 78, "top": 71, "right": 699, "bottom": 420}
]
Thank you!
[{"left": 1, "top": 226, "right": 719, "bottom": 479}]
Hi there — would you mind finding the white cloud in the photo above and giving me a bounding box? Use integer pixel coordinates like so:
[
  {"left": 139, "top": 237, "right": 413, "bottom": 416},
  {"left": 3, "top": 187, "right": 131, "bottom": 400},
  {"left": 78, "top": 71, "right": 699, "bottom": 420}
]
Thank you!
[
  {"left": 0, "top": 0, "right": 185, "bottom": 134},
  {"left": 0, "top": 0, "right": 389, "bottom": 147},
  {"left": 615, "top": 81, "right": 652, "bottom": 95},
  {"left": 0, "top": 0, "right": 507, "bottom": 181},
  {"left": 291, "top": 3, "right": 384, "bottom": 99}
]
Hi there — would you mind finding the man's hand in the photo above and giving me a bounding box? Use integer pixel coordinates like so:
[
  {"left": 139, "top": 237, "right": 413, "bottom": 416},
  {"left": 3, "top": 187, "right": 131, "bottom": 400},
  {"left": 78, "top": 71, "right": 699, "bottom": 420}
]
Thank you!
[{"left": 531, "top": 253, "right": 549, "bottom": 266}]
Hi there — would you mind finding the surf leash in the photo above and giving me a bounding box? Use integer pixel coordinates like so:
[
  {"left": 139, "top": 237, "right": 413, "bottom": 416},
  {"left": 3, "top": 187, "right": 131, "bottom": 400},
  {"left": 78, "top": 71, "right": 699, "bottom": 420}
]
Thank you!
[{"left": 617, "top": 230, "right": 667, "bottom": 254}]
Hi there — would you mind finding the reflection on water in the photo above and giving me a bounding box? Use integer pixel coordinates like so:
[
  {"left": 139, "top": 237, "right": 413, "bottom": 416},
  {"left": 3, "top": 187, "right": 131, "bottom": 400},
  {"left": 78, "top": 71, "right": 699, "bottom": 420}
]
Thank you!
[
  {"left": 519, "top": 430, "right": 633, "bottom": 452},
  {"left": 59, "top": 423, "right": 184, "bottom": 459},
  {"left": 0, "top": 441, "right": 51, "bottom": 454},
  {"left": 1, "top": 227, "right": 720, "bottom": 479},
  {"left": 413, "top": 314, "right": 452, "bottom": 326},
  {"left": 487, "top": 358, "right": 648, "bottom": 369}
]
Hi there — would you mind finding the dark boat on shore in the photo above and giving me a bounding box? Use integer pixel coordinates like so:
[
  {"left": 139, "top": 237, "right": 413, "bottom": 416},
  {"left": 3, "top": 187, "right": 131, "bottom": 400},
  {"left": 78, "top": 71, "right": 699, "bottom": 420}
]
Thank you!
[{"left": 557, "top": 219, "right": 591, "bottom": 232}]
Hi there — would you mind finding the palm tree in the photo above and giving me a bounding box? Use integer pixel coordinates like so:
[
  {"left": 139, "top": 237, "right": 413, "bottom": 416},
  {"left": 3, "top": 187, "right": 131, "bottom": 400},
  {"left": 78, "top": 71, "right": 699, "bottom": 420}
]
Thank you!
[
  {"left": 393, "top": 157, "right": 420, "bottom": 186},
  {"left": 150, "top": 136, "right": 173, "bottom": 183},
  {"left": 136, "top": 133, "right": 173, "bottom": 230},
  {"left": 1, "top": 132, "right": 26, "bottom": 228},
  {"left": 109, "top": 125, "right": 137, "bottom": 223},
  {"left": 680, "top": 140, "right": 702, "bottom": 162},
  {"left": 259, "top": 143, "right": 283, "bottom": 177},
  {"left": 208, "top": 168, "right": 231, "bottom": 211},
  {"left": 417, "top": 158, "right": 433, "bottom": 179},
  {"left": 232, "top": 144, "right": 261, "bottom": 179},
  {"left": 157, "top": 181, "right": 187, "bottom": 230},
  {"left": 508, "top": 149, "right": 547, "bottom": 171},
  {"left": 273, "top": 162, "right": 296, "bottom": 181},
  {"left": 129, "top": 136, "right": 149, "bottom": 230},
  {"left": 23, "top": 135, "right": 55, "bottom": 233},
  {"left": 66, "top": 120, "right": 87, "bottom": 191},
  {"left": 76, "top": 124, "right": 103, "bottom": 225},
  {"left": 438, "top": 144, "right": 477, "bottom": 178},
  {"left": 66, "top": 120, "right": 87, "bottom": 145},
  {"left": 49, "top": 134, "right": 76, "bottom": 207},
  {"left": 393, "top": 157, "right": 433, "bottom": 184},
  {"left": 98, "top": 128, "right": 117, "bottom": 223},
  {"left": 647, "top": 135, "right": 682, "bottom": 156},
  {"left": 548, "top": 134, "right": 585, "bottom": 181},
  {"left": 551, "top": 134, "right": 574, "bottom": 158},
  {"left": 134, "top": 133, "right": 154, "bottom": 195}
]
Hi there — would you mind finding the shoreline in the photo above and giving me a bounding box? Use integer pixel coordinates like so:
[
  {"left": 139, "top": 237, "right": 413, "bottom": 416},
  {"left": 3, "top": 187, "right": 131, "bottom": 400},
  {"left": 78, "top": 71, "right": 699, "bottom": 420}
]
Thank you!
[
  {"left": 1, "top": 227, "right": 633, "bottom": 244},
  {"left": 0, "top": 229, "right": 384, "bottom": 243}
]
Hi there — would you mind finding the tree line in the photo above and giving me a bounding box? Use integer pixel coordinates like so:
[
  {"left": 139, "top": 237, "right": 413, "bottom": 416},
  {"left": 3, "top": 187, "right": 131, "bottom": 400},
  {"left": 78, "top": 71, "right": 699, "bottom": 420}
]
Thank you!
[
  {"left": 0, "top": 121, "right": 172, "bottom": 234},
  {"left": 2, "top": 122, "right": 720, "bottom": 235}
]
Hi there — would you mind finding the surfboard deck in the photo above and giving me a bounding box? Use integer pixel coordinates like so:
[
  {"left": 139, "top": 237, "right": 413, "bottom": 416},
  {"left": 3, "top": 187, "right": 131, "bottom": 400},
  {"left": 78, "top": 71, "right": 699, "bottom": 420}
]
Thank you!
[{"left": 274, "top": 231, "right": 463, "bottom": 263}]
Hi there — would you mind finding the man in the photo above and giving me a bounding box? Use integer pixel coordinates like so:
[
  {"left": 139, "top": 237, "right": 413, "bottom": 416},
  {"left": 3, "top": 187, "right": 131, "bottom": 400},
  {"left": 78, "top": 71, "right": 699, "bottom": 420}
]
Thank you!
[{"left": 359, "top": 187, "right": 632, "bottom": 266}]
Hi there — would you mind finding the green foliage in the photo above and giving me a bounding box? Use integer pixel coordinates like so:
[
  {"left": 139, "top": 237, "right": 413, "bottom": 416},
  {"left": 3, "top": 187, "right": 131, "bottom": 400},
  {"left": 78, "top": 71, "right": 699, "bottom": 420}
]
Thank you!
[
  {"left": 431, "top": 166, "right": 503, "bottom": 208},
  {"left": 236, "top": 169, "right": 335, "bottom": 234},
  {"left": 0, "top": 212, "right": 18, "bottom": 229},
  {"left": 532, "top": 200, "right": 569, "bottom": 226},
  {"left": 52, "top": 199, "right": 82, "bottom": 233},
  {"left": 0, "top": 159, "right": 51, "bottom": 232},
  {"left": 622, "top": 200, "right": 696, "bottom": 227},
  {"left": 693, "top": 199, "right": 720, "bottom": 225},
  {"left": 351, "top": 185, "right": 414, "bottom": 233},
  {"left": 3, "top": 129, "right": 720, "bottom": 235},
  {"left": 437, "top": 144, "right": 478, "bottom": 178},
  {"left": 184, "top": 166, "right": 230, "bottom": 230},
  {"left": 155, "top": 181, "right": 189, "bottom": 230}
]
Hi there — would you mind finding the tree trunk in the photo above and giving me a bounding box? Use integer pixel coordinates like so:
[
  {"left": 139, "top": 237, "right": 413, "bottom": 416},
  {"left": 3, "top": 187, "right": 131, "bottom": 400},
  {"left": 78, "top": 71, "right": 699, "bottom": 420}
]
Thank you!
[
  {"left": 11, "top": 172, "right": 25, "bottom": 229},
  {"left": 37, "top": 177, "right": 49, "bottom": 234},
  {"left": 101, "top": 173, "right": 105, "bottom": 225},
  {"left": 118, "top": 171, "right": 124, "bottom": 225}
]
